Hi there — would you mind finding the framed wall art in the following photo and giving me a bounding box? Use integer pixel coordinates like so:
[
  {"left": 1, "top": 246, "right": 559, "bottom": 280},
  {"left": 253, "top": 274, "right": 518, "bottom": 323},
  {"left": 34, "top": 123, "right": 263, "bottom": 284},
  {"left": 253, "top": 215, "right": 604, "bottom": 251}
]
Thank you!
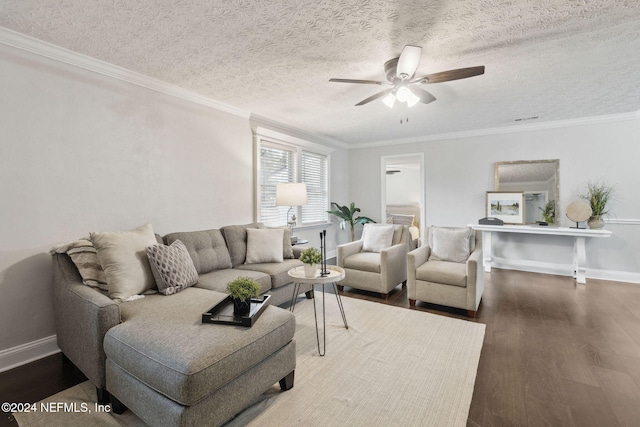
[{"left": 486, "top": 191, "right": 524, "bottom": 224}]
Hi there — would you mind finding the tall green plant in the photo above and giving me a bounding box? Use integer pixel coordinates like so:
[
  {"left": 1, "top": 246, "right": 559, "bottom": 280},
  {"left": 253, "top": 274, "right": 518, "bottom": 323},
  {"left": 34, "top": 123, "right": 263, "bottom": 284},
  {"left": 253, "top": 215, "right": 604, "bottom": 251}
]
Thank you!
[
  {"left": 580, "top": 181, "right": 614, "bottom": 217},
  {"left": 327, "top": 202, "right": 376, "bottom": 241}
]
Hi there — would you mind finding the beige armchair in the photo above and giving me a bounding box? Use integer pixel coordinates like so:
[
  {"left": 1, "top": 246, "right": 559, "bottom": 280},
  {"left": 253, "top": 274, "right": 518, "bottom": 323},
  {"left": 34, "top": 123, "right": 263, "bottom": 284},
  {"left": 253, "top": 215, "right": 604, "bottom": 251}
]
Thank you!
[
  {"left": 337, "top": 223, "right": 411, "bottom": 299},
  {"left": 407, "top": 226, "right": 483, "bottom": 317}
]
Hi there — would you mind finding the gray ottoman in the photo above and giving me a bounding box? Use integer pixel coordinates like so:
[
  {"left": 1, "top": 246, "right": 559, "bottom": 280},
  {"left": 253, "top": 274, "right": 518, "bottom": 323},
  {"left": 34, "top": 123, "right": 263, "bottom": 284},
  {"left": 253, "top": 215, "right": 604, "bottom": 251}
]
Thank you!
[{"left": 103, "top": 289, "right": 296, "bottom": 427}]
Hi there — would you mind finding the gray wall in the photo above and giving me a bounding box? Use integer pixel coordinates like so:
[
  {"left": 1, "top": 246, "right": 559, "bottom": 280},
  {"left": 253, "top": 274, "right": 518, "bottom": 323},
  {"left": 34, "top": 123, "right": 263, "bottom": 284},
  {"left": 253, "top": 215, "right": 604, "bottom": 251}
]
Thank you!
[
  {"left": 349, "top": 118, "right": 640, "bottom": 281},
  {"left": 0, "top": 42, "right": 347, "bottom": 364}
]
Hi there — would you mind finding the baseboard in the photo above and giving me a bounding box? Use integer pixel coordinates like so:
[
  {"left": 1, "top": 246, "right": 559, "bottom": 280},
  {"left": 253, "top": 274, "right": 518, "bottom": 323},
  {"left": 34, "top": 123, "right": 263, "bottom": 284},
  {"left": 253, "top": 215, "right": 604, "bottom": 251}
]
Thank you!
[
  {"left": 490, "top": 258, "right": 640, "bottom": 284},
  {"left": 0, "top": 335, "right": 60, "bottom": 373}
]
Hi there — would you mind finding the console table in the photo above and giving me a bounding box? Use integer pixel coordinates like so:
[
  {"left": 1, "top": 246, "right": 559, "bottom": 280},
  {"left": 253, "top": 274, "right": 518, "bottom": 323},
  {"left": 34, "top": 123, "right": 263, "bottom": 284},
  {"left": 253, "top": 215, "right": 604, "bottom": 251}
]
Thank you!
[{"left": 471, "top": 224, "right": 612, "bottom": 284}]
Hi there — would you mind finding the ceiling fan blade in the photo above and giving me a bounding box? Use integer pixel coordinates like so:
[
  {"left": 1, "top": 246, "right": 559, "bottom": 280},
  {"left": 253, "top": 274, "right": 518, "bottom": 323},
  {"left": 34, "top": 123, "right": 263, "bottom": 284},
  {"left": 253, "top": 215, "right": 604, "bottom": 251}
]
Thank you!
[
  {"left": 329, "top": 78, "right": 384, "bottom": 85},
  {"left": 409, "top": 86, "right": 437, "bottom": 104},
  {"left": 355, "top": 88, "right": 394, "bottom": 106},
  {"left": 396, "top": 45, "right": 422, "bottom": 78},
  {"left": 413, "top": 66, "right": 485, "bottom": 84}
]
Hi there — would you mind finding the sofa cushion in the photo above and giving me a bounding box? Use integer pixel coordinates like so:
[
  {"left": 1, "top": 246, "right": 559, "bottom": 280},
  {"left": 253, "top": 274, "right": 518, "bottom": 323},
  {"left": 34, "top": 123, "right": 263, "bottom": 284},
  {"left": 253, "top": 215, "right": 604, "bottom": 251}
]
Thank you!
[
  {"left": 90, "top": 223, "right": 158, "bottom": 300},
  {"left": 146, "top": 240, "right": 199, "bottom": 296},
  {"left": 220, "top": 223, "right": 264, "bottom": 266},
  {"left": 164, "top": 229, "right": 232, "bottom": 274},
  {"left": 105, "top": 288, "right": 295, "bottom": 406},
  {"left": 416, "top": 259, "right": 468, "bottom": 288},
  {"left": 362, "top": 224, "right": 394, "bottom": 253},
  {"left": 428, "top": 226, "right": 474, "bottom": 263},
  {"left": 343, "top": 252, "right": 381, "bottom": 274},
  {"left": 245, "top": 228, "right": 284, "bottom": 264},
  {"left": 236, "top": 258, "right": 303, "bottom": 288},
  {"left": 195, "top": 268, "right": 271, "bottom": 294}
]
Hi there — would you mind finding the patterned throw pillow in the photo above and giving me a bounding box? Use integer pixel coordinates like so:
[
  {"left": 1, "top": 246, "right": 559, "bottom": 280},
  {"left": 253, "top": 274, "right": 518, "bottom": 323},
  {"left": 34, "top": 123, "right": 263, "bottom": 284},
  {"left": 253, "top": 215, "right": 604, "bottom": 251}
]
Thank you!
[
  {"left": 146, "top": 240, "right": 199, "bottom": 296},
  {"left": 49, "top": 239, "right": 108, "bottom": 291}
]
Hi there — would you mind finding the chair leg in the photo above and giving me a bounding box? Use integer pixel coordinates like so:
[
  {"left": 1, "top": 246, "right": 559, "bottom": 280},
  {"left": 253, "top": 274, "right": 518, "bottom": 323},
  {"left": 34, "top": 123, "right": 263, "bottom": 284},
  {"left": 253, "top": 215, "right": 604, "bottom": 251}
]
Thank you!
[
  {"left": 467, "top": 310, "right": 477, "bottom": 318},
  {"left": 305, "top": 290, "right": 314, "bottom": 299},
  {"left": 381, "top": 293, "right": 389, "bottom": 300},
  {"left": 402, "top": 280, "right": 407, "bottom": 288},
  {"left": 279, "top": 371, "right": 295, "bottom": 391},
  {"left": 409, "top": 299, "right": 416, "bottom": 307},
  {"left": 110, "top": 394, "right": 128, "bottom": 414},
  {"left": 96, "top": 387, "right": 110, "bottom": 405},
  {"left": 337, "top": 285, "right": 344, "bottom": 292}
]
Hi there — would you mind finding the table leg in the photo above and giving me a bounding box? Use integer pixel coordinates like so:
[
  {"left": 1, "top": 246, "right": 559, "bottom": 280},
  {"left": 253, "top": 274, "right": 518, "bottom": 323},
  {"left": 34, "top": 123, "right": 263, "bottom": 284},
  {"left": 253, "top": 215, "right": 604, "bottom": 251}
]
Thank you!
[
  {"left": 312, "top": 284, "right": 326, "bottom": 356},
  {"left": 482, "top": 231, "right": 492, "bottom": 272},
  {"left": 574, "top": 236, "right": 587, "bottom": 285},
  {"left": 332, "top": 283, "right": 348, "bottom": 330},
  {"left": 289, "top": 282, "right": 301, "bottom": 312}
]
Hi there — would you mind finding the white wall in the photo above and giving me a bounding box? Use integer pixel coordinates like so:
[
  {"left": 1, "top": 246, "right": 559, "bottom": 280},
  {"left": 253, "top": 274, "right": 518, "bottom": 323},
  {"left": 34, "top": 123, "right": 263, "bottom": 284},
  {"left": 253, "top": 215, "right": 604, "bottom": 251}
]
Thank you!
[
  {"left": 0, "top": 42, "right": 347, "bottom": 367},
  {"left": 386, "top": 169, "right": 421, "bottom": 205},
  {"left": 349, "top": 117, "right": 640, "bottom": 282}
]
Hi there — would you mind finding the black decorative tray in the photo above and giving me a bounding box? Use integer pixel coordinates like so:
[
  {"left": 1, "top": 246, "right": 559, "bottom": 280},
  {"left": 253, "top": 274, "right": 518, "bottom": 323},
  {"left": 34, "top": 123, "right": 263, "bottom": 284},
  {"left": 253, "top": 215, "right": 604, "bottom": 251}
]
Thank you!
[{"left": 202, "top": 295, "right": 271, "bottom": 327}]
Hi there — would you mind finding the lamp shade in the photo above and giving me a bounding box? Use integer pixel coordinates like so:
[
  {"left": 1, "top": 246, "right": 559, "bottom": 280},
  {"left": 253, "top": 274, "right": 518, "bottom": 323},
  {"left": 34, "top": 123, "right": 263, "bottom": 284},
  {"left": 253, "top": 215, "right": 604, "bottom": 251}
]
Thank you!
[{"left": 276, "top": 183, "right": 308, "bottom": 206}]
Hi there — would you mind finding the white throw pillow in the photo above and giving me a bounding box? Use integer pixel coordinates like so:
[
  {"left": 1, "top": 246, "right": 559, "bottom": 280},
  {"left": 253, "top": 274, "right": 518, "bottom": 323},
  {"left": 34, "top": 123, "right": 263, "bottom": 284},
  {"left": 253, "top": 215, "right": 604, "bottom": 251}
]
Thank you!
[
  {"left": 428, "top": 226, "right": 474, "bottom": 263},
  {"left": 245, "top": 228, "right": 284, "bottom": 264},
  {"left": 362, "top": 224, "right": 395, "bottom": 253},
  {"left": 90, "top": 223, "right": 158, "bottom": 300}
]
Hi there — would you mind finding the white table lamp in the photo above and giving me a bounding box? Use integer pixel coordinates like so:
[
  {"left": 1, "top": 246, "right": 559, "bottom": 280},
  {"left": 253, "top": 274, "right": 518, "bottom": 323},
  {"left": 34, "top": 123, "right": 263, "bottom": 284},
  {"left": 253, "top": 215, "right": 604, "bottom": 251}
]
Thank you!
[{"left": 276, "top": 183, "right": 308, "bottom": 243}]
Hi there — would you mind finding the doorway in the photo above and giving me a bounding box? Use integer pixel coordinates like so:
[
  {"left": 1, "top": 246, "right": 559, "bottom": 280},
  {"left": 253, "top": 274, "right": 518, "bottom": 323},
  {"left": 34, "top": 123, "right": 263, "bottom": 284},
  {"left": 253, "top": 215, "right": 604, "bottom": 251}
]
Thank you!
[{"left": 381, "top": 153, "right": 425, "bottom": 244}]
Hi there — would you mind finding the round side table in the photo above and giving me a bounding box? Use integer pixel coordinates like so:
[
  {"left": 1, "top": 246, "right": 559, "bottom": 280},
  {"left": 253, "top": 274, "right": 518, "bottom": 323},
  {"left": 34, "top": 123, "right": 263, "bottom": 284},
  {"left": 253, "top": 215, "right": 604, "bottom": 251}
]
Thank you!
[{"left": 287, "top": 265, "right": 348, "bottom": 356}]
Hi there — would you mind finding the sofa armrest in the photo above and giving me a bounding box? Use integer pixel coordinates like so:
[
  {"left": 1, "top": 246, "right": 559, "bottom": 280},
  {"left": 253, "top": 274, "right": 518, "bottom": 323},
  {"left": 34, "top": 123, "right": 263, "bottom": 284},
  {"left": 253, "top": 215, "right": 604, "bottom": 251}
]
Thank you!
[
  {"left": 52, "top": 254, "right": 121, "bottom": 389},
  {"left": 336, "top": 240, "right": 363, "bottom": 267},
  {"left": 407, "top": 245, "right": 430, "bottom": 271},
  {"left": 465, "top": 246, "right": 484, "bottom": 311},
  {"left": 380, "top": 242, "right": 409, "bottom": 287}
]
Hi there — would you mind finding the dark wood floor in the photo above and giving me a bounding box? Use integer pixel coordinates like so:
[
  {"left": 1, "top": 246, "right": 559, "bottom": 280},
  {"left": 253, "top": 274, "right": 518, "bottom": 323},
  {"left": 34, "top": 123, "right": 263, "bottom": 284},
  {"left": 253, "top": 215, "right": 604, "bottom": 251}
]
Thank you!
[{"left": 2, "top": 269, "right": 640, "bottom": 427}]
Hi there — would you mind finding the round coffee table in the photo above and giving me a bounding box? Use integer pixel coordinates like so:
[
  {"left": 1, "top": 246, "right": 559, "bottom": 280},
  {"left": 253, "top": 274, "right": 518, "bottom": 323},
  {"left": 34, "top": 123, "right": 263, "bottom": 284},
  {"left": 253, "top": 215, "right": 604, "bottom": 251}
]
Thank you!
[{"left": 287, "top": 265, "right": 348, "bottom": 356}]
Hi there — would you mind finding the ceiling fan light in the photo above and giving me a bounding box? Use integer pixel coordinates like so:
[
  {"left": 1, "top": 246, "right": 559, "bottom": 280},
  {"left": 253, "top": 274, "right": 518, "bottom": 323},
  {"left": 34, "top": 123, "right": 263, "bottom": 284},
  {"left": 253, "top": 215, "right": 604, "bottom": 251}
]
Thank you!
[
  {"left": 382, "top": 93, "right": 396, "bottom": 108},
  {"left": 396, "top": 86, "right": 410, "bottom": 102},
  {"left": 406, "top": 90, "right": 420, "bottom": 107}
]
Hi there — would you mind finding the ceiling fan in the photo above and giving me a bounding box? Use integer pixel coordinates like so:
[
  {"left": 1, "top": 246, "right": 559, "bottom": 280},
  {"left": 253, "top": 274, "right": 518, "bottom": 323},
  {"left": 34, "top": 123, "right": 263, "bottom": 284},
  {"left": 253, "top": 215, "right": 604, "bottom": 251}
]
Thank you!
[{"left": 329, "top": 45, "right": 485, "bottom": 108}]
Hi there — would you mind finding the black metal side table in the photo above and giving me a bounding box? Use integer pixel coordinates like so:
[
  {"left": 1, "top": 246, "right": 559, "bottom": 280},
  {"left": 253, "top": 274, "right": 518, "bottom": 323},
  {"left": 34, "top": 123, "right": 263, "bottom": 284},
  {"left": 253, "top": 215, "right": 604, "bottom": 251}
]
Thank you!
[{"left": 287, "top": 265, "right": 348, "bottom": 356}]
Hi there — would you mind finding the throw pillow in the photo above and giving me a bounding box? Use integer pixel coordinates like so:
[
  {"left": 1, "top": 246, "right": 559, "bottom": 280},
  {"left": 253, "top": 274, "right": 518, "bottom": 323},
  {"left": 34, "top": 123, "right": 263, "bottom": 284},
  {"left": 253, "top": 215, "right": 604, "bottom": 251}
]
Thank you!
[
  {"left": 90, "top": 223, "right": 158, "bottom": 300},
  {"left": 429, "top": 226, "right": 474, "bottom": 263},
  {"left": 245, "top": 228, "right": 284, "bottom": 264},
  {"left": 49, "top": 239, "right": 108, "bottom": 291},
  {"left": 268, "top": 226, "right": 295, "bottom": 259},
  {"left": 391, "top": 214, "right": 415, "bottom": 227},
  {"left": 146, "top": 240, "right": 198, "bottom": 296},
  {"left": 362, "top": 224, "right": 395, "bottom": 253}
]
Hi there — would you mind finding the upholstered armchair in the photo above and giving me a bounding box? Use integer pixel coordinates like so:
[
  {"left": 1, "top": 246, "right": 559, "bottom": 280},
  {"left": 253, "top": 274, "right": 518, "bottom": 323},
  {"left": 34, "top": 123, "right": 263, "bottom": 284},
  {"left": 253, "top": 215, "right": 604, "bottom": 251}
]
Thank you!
[
  {"left": 407, "top": 226, "right": 484, "bottom": 317},
  {"left": 337, "top": 223, "right": 411, "bottom": 299}
]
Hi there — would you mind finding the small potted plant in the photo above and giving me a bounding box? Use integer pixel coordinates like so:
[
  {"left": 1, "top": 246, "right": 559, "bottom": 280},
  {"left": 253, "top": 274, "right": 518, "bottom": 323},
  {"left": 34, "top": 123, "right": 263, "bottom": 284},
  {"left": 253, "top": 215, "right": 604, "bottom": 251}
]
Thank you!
[
  {"left": 580, "top": 181, "right": 614, "bottom": 229},
  {"left": 299, "top": 247, "right": 323, "bottom": 278},
  {"left": 226, "top": 277, "right": 261, "bottom": 316},
  {"left": 538, "top": 199, "right": 556, "bottom": 224}
]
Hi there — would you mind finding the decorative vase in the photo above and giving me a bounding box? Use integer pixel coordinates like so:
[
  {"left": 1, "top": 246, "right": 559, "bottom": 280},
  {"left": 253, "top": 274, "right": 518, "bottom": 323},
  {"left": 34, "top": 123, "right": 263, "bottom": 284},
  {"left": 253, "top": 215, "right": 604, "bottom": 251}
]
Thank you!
[
  {"left": 232, "top": 298, "right": 251, "bottom": 316},
  {"left": 587, "top": 216, "right": 605, "bottom": 229},
  {"left": 304, "top": 263, "right": 318, "bottom": 278}
]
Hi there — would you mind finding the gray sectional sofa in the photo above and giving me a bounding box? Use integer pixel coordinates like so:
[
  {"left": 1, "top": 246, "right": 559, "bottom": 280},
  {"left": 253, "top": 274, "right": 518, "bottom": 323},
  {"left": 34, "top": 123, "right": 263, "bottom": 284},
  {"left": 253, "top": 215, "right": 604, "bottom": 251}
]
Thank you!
[{"left": 51, "top": 222, "right": 312, "bottom": 427}]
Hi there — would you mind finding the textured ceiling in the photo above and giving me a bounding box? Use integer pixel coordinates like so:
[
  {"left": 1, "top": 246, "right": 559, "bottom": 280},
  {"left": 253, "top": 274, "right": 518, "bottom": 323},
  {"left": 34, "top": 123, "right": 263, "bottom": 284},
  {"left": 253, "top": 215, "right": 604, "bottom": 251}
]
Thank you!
[{"left": 2, "top": 0, "right": 640, "bottom": 145}]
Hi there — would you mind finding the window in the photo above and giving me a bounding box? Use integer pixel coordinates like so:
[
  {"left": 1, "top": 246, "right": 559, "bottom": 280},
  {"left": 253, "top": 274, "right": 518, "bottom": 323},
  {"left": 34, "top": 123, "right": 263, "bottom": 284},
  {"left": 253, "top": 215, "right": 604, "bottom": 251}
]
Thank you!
[
  {"left": 257, "top": 130, "right": 330, "bottom": 227},
  {"left": 301, "top": 150, "right": 328, "bottom": 225}
]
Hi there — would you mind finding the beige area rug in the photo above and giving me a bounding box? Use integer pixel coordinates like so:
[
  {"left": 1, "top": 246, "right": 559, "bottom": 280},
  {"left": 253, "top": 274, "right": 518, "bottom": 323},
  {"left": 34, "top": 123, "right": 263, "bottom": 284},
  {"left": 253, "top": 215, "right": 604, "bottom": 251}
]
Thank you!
[{"left": 15, "top": 294, "right": 485, "bottom": 427}]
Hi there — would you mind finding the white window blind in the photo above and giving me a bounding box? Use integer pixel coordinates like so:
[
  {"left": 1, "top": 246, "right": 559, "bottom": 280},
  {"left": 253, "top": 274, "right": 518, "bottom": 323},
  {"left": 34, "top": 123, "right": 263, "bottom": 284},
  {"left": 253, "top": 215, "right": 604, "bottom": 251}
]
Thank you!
[
  {"left": 301, "top": 150, "right": 328, "bottom": 225},
  {"left": 260, "top": 144, "right": 296, "bottom": 227}
]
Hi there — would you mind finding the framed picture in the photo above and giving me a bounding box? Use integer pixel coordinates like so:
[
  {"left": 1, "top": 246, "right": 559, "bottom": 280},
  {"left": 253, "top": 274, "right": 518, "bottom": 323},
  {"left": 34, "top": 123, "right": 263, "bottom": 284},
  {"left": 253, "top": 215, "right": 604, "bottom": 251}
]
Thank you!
[{"left": 486, "top": 191, "right": 524, "bottom": 224}]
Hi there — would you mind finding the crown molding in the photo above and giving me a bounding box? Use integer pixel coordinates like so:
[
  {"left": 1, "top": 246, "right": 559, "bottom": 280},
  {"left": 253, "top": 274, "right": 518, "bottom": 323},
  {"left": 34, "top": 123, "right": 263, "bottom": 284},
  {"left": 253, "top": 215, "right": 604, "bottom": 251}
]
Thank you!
[
  {"left": 0, "top": 26, "right": 250, "bottom": 119},
  {"left": 349, "top": 111, "right": 640, "bottom": 149},
  {"left": 250, "top": 114, "right": 349, "bottom": 150}
]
